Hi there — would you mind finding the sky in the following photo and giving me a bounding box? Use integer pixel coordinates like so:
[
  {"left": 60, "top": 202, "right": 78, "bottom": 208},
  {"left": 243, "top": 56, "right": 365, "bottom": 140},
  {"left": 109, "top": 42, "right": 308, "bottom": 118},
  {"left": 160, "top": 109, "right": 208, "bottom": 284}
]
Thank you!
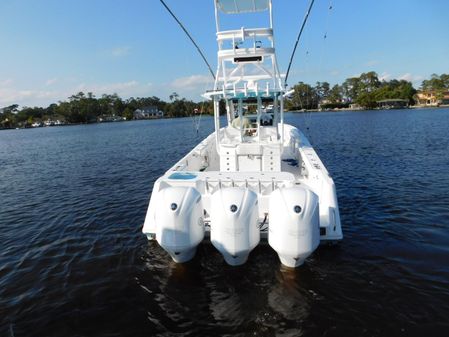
[{"left": 0, "top": 0, "right": 448, "bottom": 108}]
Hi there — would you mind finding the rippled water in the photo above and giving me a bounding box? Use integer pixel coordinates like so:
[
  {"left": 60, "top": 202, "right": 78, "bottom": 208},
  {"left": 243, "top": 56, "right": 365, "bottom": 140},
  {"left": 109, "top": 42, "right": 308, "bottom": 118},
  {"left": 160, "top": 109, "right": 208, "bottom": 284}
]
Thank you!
[{"left": 1, "top": 108, "right": 449, "bottom": 336}]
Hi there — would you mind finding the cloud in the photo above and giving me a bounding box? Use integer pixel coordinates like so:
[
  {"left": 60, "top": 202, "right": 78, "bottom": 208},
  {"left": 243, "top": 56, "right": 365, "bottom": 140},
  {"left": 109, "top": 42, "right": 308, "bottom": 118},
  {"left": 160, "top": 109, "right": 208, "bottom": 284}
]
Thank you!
[
  {"left": 73, "top": 80, "right": 156, "bottom": 99},
  {"left": 0, "top": 80, "right": 153, "bottom": 107},
  {"left": 379, "top": 72, "right": 391, "bottom": 81},
  {"left": 0, "top": 87, "right": 55, "bottom": 106},
  {"left": 398, "top": 73, "right": 423, "bottom": 83},
  {"left": 76, "top": 80, "right": 139, "bottom": 93},
  {"left": 365, "top": 60, "right": 380, "bottom": 67},
  {"left": 45, "top": 78, "right": 58, "bottom": 86},
  {"left": 111, "top": 46, "right": 131, "bottom": 57},
  {"left": 170, "top": 74, "right": 212, "bottom": 89},
  {"left": 0, "top": 79, "right": 13, "bottom": 87}
]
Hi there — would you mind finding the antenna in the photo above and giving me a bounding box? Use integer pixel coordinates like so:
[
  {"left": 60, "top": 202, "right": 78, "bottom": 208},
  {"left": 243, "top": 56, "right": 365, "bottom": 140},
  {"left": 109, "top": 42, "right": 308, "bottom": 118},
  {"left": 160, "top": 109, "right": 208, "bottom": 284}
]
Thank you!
[
  {"left": 284, "top": 0, "right": 315, "bottom": 86},
  {"left": 159, "top": 0, "right": 216, "bottom": 80}
]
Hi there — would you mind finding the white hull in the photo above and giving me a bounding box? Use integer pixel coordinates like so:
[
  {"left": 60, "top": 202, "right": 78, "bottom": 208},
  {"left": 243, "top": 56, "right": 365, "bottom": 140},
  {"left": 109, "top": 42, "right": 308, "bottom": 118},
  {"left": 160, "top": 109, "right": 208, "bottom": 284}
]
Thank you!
[
  {"left": 143, "top": 124, "right": 342, "bottom": 267},
  {"left": 143, "top": 0, "right": 342, "bottom": 267}
]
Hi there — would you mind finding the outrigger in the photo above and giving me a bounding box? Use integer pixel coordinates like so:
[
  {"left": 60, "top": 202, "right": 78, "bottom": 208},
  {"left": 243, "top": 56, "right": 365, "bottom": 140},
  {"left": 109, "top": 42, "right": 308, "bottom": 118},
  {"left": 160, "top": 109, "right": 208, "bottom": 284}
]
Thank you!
[{"left": 143, "top": 0, "right": 342, "bottom": 267}]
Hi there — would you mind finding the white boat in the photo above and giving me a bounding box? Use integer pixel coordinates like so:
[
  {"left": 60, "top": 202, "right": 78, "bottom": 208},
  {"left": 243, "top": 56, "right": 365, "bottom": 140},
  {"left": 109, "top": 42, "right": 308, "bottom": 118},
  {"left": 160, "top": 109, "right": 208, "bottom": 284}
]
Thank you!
[{"left": 142, "top": 0, "right": 343, "bottom": 267}]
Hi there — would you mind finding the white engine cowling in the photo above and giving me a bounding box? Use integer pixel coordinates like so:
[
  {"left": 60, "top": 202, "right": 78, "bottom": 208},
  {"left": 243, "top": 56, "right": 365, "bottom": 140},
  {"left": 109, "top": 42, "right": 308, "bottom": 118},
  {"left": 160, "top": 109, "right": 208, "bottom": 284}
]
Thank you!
[
  {"left": 210, "top": 187, "right": 260, "bottom": 266},
  {"left": 154, "top": 186, "right": 204, "bottom": 263},
  {"left": 268, "top": 187, "right": 320, "bottom": 267}
]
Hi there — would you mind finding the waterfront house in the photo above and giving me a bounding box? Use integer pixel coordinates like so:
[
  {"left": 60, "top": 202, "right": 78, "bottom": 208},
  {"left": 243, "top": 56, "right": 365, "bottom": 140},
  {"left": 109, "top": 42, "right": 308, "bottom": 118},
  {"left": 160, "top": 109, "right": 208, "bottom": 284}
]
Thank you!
[
  {"left": 349, "top": 103, "right": 363, "bottom": 110},
  {"left": 133, "top": 106, "right": 164, "bottom": 119},
  {"left": 416, "top": 90, "right": 449, "bottom": 106},
  {"left": 377, "top": 99, "right": 409, "bottom": 109}
]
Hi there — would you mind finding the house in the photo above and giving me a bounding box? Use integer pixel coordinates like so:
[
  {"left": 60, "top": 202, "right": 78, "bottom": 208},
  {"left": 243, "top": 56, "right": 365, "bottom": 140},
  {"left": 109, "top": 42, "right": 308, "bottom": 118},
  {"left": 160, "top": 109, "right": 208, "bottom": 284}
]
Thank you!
[
  {"left": 349, "top": 103, "right": 363, "bottom": 110},
  {"left": 133, "top": 106, "right": 164, "bottom": 119},
  {"left": 377, "top": 99, "right": 409, "bottom": 109},
  {"left": 416, "top": 90, "right": 449, "bottom": 106}
]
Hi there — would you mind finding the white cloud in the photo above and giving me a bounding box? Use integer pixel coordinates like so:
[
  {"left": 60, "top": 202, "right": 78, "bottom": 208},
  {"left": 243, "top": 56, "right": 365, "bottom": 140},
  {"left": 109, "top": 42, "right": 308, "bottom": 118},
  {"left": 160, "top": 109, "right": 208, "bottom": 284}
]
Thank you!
[
  {"left": 73, "top": 80, "right": 156, "bottom": 99},
  {"left": 398, "top": 73, "right": 423, "bottom": 83},
  {"left": 0, "top": 80, "right": 154, "bottom": 107},
  {"left": 379, "top": 72, "right": 391, "bottom": 81},
  {"left": 365, "top": 60, "right": 380, "bottom": 67},
  {"left": 0, "top": 79, "right": 13, "bottom": 87},
  {"left": 76, "top": 80, "right": 138, "bottom": 93},
  {"left": 0, "top": 87, "right": 55, "bottom": 106},
  {"left": 170, "top": 74, "right": 212, "bottom": 89},
  {"left": 45, "top": 78, "right": 58, "bottom": 86},
  {"left": 111, "top": 46, "right": 131, "bottom": 57}
]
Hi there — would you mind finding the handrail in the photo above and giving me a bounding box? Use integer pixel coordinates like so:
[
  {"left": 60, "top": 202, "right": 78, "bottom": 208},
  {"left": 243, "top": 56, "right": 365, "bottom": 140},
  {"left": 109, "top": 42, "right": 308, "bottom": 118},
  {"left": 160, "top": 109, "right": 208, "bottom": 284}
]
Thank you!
[{"left": 216, "top": 28, "right": 273, "bottom": 41}]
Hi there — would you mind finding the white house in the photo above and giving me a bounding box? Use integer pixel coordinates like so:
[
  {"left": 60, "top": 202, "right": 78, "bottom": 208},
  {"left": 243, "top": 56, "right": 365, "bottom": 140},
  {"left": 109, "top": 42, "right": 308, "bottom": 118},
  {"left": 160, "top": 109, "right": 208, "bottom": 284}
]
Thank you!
[{"left": 133, "top": 106, "right": 164, "bottom": 119}]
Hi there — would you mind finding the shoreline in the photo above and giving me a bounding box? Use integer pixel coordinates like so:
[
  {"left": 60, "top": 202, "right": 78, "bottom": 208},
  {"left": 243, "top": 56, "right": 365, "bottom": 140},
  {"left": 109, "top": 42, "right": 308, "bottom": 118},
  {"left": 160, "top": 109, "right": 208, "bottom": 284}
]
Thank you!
[
  {"left": 289, "top": 104, "right": 449, "bottom": 113},
  {"left": 1, "top": 105, "right": 448, "bottom": 131}
]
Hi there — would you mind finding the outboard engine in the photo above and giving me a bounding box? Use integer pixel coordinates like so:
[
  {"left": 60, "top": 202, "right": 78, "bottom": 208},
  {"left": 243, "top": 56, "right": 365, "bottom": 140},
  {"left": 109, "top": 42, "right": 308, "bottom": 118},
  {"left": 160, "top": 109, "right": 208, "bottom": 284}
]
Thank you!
[
  {"left": 210, "top": 187, "right": 260, "bottom": 266},
  {"left": 269, "top": 187, "right": 320, "bottom": 267},
  {"left": 154, "top": 186, "right": 204, "bottom": 263}
]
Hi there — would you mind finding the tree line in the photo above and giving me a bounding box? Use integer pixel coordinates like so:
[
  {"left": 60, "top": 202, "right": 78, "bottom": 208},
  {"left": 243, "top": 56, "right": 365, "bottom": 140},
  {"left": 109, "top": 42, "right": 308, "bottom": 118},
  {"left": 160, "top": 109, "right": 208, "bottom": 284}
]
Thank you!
[
  {"left": 288, "top": 72, "right": 448, "bottom": 110},
  {"left": 1, "top": 72, "right": 448, "bottom": 129},
  {"left": 0, "top": 92, "right": 213, "bottom": 128}
]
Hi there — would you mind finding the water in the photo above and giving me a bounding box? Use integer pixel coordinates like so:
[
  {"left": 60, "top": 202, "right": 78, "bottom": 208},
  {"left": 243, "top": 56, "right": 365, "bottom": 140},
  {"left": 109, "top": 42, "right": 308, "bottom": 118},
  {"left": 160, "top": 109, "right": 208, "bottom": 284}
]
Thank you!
[{"left": 1, "top": 108, "right": 449, "bottom": 336}]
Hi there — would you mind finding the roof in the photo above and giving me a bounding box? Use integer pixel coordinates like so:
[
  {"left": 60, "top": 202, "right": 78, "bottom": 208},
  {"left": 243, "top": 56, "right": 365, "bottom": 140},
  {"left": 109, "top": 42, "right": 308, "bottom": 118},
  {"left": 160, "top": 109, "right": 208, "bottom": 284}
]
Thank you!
[
  {"left": 417, "top": 90, "right": 449, "bottom": 95},
  {"left": 377, "top": 99, "right": 409, "bottom": 103},
  {"left": 216, "top": 0, "right": 270, "bottom": 14}
]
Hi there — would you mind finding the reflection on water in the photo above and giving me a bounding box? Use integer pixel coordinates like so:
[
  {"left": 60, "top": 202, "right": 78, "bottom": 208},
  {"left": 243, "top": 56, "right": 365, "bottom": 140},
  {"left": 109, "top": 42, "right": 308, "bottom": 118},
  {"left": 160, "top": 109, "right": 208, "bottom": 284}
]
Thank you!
[
  {"left": 1, "top": 109, "right": 449, "bottom": 336},
  {"left": 268, "top": 266, "right": 311, "bottom": 323}
]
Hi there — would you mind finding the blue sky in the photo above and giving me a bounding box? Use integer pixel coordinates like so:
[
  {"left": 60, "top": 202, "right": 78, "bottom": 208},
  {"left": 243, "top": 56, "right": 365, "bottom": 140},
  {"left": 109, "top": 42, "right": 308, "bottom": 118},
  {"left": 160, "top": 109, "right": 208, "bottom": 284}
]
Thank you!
[{"left": 0, "top": 0, "right": 448, "bottom": 107}]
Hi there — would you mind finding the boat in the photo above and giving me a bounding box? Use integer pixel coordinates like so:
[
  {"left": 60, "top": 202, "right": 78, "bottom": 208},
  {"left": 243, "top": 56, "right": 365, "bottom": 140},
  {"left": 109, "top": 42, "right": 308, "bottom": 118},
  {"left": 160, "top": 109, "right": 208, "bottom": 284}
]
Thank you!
[{"left": 142, "top": 0, "right": 343, "bottom": 267}]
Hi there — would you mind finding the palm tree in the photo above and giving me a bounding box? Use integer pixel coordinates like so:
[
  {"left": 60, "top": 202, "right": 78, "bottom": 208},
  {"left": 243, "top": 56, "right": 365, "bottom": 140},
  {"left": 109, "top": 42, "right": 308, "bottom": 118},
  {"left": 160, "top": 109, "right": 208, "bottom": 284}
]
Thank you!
[{"left": 169, "top": 92, "right": 179, "bottom": 102}]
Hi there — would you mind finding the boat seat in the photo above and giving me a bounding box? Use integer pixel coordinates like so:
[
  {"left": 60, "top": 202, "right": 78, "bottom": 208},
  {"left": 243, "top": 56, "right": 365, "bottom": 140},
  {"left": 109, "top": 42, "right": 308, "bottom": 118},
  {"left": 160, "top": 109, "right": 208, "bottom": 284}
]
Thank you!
[
  {"left": 192, "top": 141, "right": 208, "bottom": 156},
  {"left": 220, "top": 127, "right": 241, "bottom": 144},
  {"left": 236, "top": 143, "right": 262, "bottom": 155}
]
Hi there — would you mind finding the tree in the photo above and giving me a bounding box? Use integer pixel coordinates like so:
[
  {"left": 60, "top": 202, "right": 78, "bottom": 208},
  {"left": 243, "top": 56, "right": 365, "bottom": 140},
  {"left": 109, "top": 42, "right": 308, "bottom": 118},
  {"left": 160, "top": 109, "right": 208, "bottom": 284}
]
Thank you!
[
  {"left": 46, "top": 103, "right": 58, "bottom": 117},
  {"left": 289, "top": 82, "right": 318, "bottom": 109},
  {"left": 0, "top": 105, "right": 19, "bottom": 128},
  {"left": 356, "top": 91, "right": 378, "bottom": 109},
  {"left": 169, "top": 92, "right": 179, "bottom": 102},
  {"left": 3, "top": 104, "right": 19, "bottom": 114},
  {"left": 122, "top": 107, "right": 133, "bottom": 120},
  {"left": 341, "top": 72, "right": 381, "bottom": 108},
  {"left": 17, "top": 106, "right": 45, "bottom": 123},
  {"left": 342, "top": 77, "right": 361, "bottom": 102},
  {"left": 328, "top": 84, "right": 343, "bottom": 103},
  {"left": 421, "top": 74, "right": 445, "bottom": 91},
  {"left": 315, "top": 81, "right": 330, "bottom": 101},
  {"left": 359, "top": 71, "right": 380, "bottom": 93}
]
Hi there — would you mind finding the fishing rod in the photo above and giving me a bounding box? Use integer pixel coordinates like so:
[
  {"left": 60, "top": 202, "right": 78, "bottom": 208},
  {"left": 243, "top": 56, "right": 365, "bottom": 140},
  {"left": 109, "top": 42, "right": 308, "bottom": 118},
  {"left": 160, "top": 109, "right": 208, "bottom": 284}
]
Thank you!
[
  {"left": 159, "top": 0, "right": 216, "bottom": 80},
  {"left": 284, "top": 0, "right": 316, "bottom": 86}
]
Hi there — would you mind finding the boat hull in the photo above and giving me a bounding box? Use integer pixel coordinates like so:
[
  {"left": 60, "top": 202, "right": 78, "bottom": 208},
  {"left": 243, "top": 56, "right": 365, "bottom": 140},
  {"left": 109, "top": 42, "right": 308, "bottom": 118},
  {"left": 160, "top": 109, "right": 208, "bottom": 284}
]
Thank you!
[{"left": 143, "top": 124, "right": 342, "bottom": 267}]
